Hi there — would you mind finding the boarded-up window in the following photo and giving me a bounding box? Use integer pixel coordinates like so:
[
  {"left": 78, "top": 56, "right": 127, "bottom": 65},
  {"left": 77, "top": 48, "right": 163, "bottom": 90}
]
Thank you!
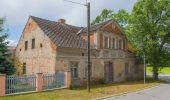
[
  {"left": 125, "top": 63, "right": 129, "bottom": 75},
  {"left": 25, "top": 41, "right": 28, "bottom": 50},
  {"left": 23, "top": 63, "right": 26, "bottom": 74},
  {"left": 32, "top": 38, "right": 35, "bottom": 49},
  {"left": 134, "top": 62, "right": 139, "bottom": 73},
  {"left": 112, "top": 38, "right": 115, "bottom": 49},
  {"left": 70, "top": 61, "right": 78, "bottom": 78},
  {"left": 100, "top": 34, "right": 103, "bottom": 48}
]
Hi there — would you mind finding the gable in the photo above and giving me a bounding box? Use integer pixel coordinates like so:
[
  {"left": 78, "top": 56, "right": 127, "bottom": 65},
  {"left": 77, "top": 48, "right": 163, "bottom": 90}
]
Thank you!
[{"left": 101, "top": 21, "right": 124, "bottom": 36}]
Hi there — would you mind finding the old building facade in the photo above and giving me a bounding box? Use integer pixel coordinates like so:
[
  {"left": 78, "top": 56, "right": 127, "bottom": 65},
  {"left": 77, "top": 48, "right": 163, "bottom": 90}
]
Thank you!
[{"left": 15, "top": 16, "right": 143, "bottom": 85}]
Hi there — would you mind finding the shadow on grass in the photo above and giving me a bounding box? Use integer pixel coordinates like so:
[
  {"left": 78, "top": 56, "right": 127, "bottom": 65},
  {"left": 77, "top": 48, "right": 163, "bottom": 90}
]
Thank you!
[{"left": 72, "top": 78, "right": 161, "bottom": 90}]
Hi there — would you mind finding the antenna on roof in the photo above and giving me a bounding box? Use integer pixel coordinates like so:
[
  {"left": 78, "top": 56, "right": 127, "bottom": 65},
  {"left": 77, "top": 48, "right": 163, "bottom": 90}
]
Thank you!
[{"left": 76, "top": 29, "right": 83, "bottom": 35}]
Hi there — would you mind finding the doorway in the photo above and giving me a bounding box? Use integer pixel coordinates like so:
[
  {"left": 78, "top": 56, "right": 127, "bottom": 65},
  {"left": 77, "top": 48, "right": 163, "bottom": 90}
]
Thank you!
[{"left": 104, "top": 61, "right": 114, "bottom": 83}]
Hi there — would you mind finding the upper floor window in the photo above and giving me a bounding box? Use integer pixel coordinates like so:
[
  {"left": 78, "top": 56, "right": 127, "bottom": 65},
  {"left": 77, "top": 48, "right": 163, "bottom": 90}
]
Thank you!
[
  {"left": 32, "top": 38, "right": 35, "bottom": 49},
  {"left": 70, "top": 61, "right": 79, "bottom": 78},
  {"left": 112, "top": 38, "right": 115, "bottom": 49},
  {"left": 25, "top": 41, "right": 28, "bottom": 50},
  {"left": 104, "top": 36, "right": 109, "bottom": 48},
  {"left": 118, "top": 39, "right": 122, "bottom": 49}
]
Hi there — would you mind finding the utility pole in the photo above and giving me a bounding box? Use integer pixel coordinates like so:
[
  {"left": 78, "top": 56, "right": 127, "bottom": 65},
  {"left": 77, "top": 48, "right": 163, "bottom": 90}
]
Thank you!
[
  {"left": 87, "top": 2, "right": 91, "bottom": 92},
  {"left": 144, "top": 54, "right": 146, "bottom": 84},
  {"left": 64, "top": 0, "right": 91, "bottom": 92}
]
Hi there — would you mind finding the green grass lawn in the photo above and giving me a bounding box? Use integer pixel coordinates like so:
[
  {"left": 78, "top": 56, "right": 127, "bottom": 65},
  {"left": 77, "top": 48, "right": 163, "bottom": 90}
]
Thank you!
[
  {"left": 147, "top": 67, "right": 170, "bottom": 74},
  {"left": 0, "top": 79, "right": 161, "bottom": 100}
]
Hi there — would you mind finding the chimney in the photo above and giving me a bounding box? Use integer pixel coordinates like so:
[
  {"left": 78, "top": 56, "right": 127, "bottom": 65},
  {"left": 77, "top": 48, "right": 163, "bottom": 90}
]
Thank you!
[{"left": 58, "top": 19, "right": 66, "bottom": 24}]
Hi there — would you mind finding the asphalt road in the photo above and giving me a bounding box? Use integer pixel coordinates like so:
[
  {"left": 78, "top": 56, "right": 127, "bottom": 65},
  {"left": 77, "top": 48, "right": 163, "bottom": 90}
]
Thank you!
[{"left": 103, "top": 74, "right": 170, "bottom": 100}]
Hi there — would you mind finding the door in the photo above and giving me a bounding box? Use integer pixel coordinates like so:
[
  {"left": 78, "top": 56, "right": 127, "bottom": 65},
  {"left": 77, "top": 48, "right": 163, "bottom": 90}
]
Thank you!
[{"left": 104, "top": 61, "right": 114, "bottom": 83}]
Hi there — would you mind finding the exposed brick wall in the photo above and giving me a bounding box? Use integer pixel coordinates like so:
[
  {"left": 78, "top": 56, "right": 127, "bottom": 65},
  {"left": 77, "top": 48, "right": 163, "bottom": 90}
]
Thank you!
[{"left": 15, "top": 17, "right": 56, "bottom": 75}]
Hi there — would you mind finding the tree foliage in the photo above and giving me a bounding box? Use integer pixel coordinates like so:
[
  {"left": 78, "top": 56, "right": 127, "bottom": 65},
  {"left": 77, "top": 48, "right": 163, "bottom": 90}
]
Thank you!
[
  {"left": 0, "top": 18, "right": 16, "bottom": 75},
  {"left": 92, "top": 0, "right": 170, "bottom": 80}
]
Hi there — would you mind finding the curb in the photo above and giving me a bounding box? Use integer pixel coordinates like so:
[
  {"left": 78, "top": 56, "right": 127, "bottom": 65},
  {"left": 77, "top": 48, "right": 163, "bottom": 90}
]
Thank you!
[{"left": 94, "top": 83, "right": 162, "bottom": 100}]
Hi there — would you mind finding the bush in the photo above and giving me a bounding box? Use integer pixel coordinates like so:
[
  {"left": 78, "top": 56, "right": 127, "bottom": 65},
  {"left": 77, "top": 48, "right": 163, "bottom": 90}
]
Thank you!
[{"left": 98, "top": 78, "right": 105, "bottom": 84}]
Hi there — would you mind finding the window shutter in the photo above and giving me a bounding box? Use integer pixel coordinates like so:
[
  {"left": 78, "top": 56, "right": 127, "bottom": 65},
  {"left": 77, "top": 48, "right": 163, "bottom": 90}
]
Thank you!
[
  {"left": 123, "top": 37, "right": 126, "bottom": 50},
  {"left": 109, "top": 35, "right": 111, "bottom": 48},
  {"left": 100, "top": 33, "right": 103, "bottom": 49}
]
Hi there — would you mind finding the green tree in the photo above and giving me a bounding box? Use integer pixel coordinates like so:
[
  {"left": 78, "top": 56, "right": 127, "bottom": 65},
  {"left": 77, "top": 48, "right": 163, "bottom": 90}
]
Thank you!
[
  {"left": 129, "top": 0, "right": 170, "bottom": 80},
  {"left": 91, "top": 9, "right": 114, "bottom": 25},
  {"left": 0, "top": 18, "right": 16, "bottom": 75}
]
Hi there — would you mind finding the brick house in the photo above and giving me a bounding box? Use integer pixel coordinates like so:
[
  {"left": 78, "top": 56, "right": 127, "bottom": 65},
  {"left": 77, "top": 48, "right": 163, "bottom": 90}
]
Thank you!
[{"left": 15, "top": 16, "right": 144, "bottom": 85}]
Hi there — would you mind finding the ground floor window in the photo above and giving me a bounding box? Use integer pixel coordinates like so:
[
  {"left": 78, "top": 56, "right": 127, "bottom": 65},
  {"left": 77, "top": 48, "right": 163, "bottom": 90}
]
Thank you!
[
  {"left": 70, "top": 61, "right": 79, "bottom": 78},
  {"left": 134, "top": 62, "right": 139, "bottom": 73},
  {"left": 125, "top": 62, "right": 129, "bottom": 75},
  {"left": 23, "top": 63, "right": 26, "bottom": 74}
]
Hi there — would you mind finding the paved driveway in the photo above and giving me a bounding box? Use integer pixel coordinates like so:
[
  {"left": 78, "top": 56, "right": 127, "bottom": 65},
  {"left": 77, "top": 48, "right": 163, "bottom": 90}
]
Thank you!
[{"left": 103, "top": 74, "right": 170, "bottom": 100}]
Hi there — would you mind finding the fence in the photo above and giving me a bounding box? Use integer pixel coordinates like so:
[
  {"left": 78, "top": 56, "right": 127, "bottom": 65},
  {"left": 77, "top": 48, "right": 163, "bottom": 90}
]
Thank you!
[
  {"left": 43, "top": 72, "right": 65, "bottom": 90},
  {"left": 6, "top": 75, "right": 36, "bottom": 94},
  {"left": 0, "top": 71, "right": 71, "bottom": 96}
]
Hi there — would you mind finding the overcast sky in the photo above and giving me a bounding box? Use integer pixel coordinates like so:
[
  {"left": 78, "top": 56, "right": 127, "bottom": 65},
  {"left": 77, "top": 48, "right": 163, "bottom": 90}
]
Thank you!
[{"left": 0, "top": 0, "right": 137, "bottom": 46}]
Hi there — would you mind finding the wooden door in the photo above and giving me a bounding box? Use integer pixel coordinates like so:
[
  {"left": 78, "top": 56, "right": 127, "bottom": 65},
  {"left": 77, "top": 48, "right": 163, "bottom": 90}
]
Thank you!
[{"left": 104, "top": 61, "right": 113, "bottom": 83}]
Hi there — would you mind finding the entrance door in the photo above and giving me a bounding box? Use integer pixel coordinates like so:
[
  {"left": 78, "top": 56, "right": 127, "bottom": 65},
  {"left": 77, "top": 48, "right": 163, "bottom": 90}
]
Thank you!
[{"left": 104, "top": 61, "right": 113, "bottom": 83}]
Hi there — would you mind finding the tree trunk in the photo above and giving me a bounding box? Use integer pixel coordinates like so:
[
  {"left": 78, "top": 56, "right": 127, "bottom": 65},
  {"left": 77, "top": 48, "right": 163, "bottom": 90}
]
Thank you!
[{"left": 153, "top": 66, "right": 158, "bottom": 80}]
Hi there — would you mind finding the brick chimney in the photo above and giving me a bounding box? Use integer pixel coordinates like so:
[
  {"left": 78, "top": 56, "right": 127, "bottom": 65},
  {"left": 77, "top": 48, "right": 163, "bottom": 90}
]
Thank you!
[{"left": 58, "top": 19, "right": 66, "bottom": 24}]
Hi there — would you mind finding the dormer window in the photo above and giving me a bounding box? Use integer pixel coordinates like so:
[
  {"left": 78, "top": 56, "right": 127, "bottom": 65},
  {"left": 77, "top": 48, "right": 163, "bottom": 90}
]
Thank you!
[
  {"left": 112, "top": 38, "right": 115, "bottom": 49},
  {"left": 104, "top": 36, "right": 109, "bottom": 48},
  {"left": 118, "top": 39, "right": 122, "bottom": 49}
]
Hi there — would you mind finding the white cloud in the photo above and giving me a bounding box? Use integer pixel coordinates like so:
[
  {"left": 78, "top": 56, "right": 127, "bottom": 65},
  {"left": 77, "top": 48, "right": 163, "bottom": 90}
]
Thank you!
[
  {"left": 6, "top": 39, "right": 17, "bottom": 46},
  {"left": 0, "top": 0, "right": 137, "bottom": 44}
]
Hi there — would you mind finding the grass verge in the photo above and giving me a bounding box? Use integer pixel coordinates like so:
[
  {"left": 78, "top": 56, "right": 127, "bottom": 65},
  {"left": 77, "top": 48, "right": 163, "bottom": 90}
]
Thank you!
[
  {"left": 147, "top": 66, "right": 170, "bottom": 74},
  {"left": 0, "top": 79, "right": 161, "bottom": 100}
]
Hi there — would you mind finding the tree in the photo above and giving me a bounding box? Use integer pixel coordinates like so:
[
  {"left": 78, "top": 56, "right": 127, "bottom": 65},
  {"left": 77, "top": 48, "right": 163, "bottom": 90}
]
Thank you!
[
  {"left": 0, "top": 18, "right": 16, "bottom": 75},
  {"left": 129, "top": 0, "right": 170, "bottom": 80},
  {"left": 92, "top": 0, "right": 170, "bottom": 80},
  {"left": 91, "top": 9, "right": 114, "bottom": 25}
]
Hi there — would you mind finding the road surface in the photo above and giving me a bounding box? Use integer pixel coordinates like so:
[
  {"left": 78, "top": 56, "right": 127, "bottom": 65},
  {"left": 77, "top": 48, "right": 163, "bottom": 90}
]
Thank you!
[{"left": 103, "top": 74, "right": 170, "bottom": 100}]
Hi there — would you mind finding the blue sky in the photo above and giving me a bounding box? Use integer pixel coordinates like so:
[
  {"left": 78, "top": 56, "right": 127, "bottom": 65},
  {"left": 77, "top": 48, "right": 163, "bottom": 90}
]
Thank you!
[{"left": 0, "top": 0, "right": 137, "bottom": 46}]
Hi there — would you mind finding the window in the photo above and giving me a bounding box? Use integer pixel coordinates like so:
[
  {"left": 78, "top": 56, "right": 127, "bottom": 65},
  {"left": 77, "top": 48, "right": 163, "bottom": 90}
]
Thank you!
[
  {"left": 134, "top": 62, "right": 139, "bottom": 73},
  {"left": 84, "top": 62, "right": 92, "bottom": 78},
  {"left": 118, "top": 39, "right": 122, "bottom": 49},
  {"left": 40, "top": 43, "right": 43, "bottom": 48},
  {"left": 32, "top": 38, "right": 35, "bottom": 49},
  {"left": 70, "top": 62, "right": 78, "bottom": 78},
  {"left": 23, "top": 63, "right": 26, "bottom": 74},
  {"left": 82, "top": 53, "right": 84, "bottom": 56},
  {"left": 104, "top": 36, "right": 109, "bottom": 48},
  {"left": 25, "top": 41, "right": 28, "bottom": 50},
  {"left": 125, "top": 63, "right": 129, "bottom": 75},
  {"left": 112, "top": 38, "right": 115, "bottom": 49}
]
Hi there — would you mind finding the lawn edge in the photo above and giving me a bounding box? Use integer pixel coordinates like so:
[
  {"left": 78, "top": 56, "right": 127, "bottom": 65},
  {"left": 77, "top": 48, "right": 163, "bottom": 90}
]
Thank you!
[{"left": 94, "top": 83, "right": 161, "bottom": 100}]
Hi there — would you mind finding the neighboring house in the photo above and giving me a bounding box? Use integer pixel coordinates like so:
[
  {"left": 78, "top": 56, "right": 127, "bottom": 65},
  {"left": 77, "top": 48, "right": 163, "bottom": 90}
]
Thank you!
[{"left": 15, "top": 16, "right": 144, "bottom": 86}]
